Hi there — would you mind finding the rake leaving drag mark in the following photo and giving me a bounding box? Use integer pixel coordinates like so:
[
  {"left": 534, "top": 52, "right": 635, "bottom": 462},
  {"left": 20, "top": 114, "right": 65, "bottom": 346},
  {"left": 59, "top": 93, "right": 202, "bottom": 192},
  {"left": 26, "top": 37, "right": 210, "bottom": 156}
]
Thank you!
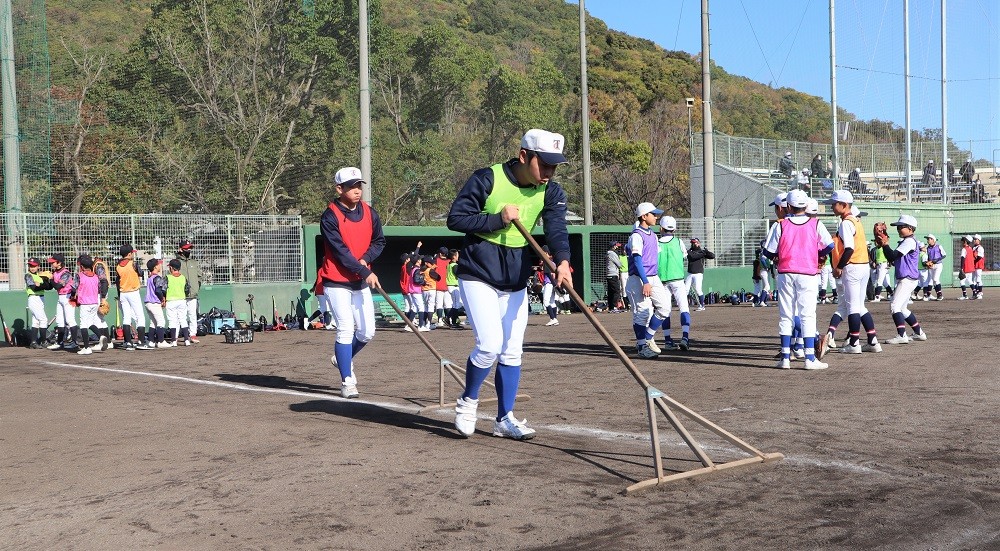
[{"left": 512, "top": 219, "right": 782, "bottom": 493}]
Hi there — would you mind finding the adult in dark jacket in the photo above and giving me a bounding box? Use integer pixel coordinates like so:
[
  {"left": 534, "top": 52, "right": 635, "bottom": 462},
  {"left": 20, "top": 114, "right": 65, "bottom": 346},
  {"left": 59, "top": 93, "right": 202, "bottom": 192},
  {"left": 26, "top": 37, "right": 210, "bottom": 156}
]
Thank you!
[
  {"left": 810, "top": 154, "right": 827, "bottom": 179},
  {"left": 684, "top": 237, "right": 715, "bottom": 311}
]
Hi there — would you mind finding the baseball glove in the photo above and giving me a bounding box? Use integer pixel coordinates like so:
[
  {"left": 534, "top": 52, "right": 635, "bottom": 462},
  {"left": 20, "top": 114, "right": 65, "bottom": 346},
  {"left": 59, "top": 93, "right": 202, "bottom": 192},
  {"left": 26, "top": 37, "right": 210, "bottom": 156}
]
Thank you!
[
  {"left": 873, "top": 221, "right": 889, "bottom": 245},
  {"left": 98, "top": 299, "right": 110, "bottom": 316}
]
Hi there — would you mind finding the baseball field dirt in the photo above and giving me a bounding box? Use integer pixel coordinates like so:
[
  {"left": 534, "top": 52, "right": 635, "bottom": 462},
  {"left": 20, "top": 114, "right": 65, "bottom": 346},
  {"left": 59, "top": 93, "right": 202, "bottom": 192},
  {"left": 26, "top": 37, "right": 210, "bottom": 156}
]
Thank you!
[{"left": 2, "top": 292, "right": 998, "bottom": 550}]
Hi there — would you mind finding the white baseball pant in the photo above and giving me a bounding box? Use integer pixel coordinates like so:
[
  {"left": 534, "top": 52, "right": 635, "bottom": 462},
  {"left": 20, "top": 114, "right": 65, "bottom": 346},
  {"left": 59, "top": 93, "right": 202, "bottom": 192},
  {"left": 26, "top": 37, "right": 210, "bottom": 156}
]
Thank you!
[
  {"left": 55, "top": 294, "right": 75, "bottom": 328},
  {"left": 458, "top": 279, "right": 528, "bottom": 368},
  {"left": 626, "top": 274, "right": 670, "bottom": 327},
  {"left": 28, "top": 295, "right": 46, "bottom": 328},
  {"left": 325, "top": 284, "right": 376, "bottom": 346},
  {"left": 120, "top": 289, "right": 145, "bottom": 328}
]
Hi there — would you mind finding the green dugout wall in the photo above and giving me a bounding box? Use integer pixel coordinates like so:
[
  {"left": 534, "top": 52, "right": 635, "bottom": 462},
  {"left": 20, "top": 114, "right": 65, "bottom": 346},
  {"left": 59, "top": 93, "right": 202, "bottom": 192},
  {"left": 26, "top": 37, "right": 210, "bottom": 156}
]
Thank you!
[{"left": 2, "top": 204, "right": 997, "bottom": 338}]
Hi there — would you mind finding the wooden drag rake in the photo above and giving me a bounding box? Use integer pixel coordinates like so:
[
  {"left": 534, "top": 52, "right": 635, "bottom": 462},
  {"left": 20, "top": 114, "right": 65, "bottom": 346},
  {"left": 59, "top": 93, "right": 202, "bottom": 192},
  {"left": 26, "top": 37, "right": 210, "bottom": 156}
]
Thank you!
[{"left": 380, "top": 219, "right": 782, "bottom": 493}]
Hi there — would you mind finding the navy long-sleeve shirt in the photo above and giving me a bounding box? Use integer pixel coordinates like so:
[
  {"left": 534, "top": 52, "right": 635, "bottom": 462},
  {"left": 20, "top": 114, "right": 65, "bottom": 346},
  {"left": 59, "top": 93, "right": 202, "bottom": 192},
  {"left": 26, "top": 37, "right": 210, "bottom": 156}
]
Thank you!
[
  {"left": 320, "top": 200, "right": 386, "bottom": 290},
  {"left": 447, "top": 159, "right": 571, "bottom": 292}
]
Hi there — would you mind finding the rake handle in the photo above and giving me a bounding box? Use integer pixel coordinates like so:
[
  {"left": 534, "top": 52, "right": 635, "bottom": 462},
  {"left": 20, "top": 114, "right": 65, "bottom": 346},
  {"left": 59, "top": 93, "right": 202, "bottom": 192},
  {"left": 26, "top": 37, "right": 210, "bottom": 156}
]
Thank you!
[{"left": 511, "top": 219, "right": 653, "bottom": 390}]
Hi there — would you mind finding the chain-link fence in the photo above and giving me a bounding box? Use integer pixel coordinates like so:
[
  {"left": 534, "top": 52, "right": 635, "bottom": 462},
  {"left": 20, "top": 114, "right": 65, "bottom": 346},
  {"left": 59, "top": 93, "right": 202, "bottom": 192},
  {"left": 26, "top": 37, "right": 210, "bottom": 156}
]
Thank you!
[
  {"left": 1, "top": 213, "right": 303, "bottom": 290},
  {"left": 588, "top": 219, "right": 772, "bottom": 299}
]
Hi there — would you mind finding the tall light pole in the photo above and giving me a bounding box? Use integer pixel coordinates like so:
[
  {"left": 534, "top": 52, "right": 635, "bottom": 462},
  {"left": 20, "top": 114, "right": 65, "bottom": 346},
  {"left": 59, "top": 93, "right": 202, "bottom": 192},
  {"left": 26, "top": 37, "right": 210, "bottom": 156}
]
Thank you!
[
  {"left": 579, "top": 0, "right": 592, "bottom": 225},
  {"left": 359, "top": 0, "right": 372, "bottom": 204},
  {"left": 1, "top": 0, "right": 20, "bottom": 212},
  {"left": 686, "top": 97, "right": 695, "bottom": 165},
  {"left": 904, "top": 0, "right": 912, "bottom": 202},
  {"left": 941, "top": 0, "right": 948, "bottom": 203},
  {"left": 829, "top": 0, "right": 840, "bottom": 187},
  {"left": 700, "top": 0, "right": 714, "bottom": 221},
  {"left": 1, "top": 0, "right": 24, "bottom": 290}
]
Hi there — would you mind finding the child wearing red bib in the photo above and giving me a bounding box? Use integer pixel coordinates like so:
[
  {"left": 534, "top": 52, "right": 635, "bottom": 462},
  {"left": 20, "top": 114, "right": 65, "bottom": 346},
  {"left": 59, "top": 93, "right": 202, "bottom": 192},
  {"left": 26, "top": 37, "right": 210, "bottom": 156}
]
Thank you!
[{"left": 319, "top": 167, "right": 386, "bottom": 399}]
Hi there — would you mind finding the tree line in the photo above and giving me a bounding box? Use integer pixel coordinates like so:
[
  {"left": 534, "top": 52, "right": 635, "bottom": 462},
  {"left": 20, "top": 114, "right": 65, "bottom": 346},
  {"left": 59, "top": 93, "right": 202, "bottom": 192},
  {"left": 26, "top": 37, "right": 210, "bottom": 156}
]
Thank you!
[{"left": 34, "top": 0, "right": 908, "bottom": 224}]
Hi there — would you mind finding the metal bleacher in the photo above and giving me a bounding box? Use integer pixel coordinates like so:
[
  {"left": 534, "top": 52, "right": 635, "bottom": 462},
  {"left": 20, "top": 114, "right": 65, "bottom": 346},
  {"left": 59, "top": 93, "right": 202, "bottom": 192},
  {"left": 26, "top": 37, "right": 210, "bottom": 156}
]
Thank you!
[{"left": 693, "top": 132, "right": 997, "bottom": 206}]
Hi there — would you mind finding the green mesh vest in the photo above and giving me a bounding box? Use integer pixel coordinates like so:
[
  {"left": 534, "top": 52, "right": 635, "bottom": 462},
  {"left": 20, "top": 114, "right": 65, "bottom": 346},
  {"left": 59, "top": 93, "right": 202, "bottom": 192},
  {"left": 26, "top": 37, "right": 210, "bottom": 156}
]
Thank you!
[
  {"left": 166, "top": 273, "right": 187, "bottom": 301},
  {"left": 26, "top": 272, "right": 44, "bottom": 296},
  {"left": 475, "top": 163, "right": 547, "bottom": 248},
  {"left": 657, "top": 237, "right": 685, "bottom": 281}
]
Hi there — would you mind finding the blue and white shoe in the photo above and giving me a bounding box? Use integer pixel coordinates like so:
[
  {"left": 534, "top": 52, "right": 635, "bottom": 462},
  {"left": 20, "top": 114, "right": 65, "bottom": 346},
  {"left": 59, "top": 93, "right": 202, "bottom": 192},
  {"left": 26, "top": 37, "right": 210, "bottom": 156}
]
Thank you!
[
  {"left": 493, "top": 412, "right": 535, "bottom": 440},
  {"left": 678, "top": 337, "right": 690, "bottom": 351}
]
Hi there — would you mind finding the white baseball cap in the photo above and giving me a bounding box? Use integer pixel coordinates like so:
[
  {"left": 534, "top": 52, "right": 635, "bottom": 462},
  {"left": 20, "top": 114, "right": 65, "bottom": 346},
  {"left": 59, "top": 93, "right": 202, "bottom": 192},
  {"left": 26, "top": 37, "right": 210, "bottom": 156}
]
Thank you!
[
  {"left": 890, "top": 214, "right": 918, "bottom": 229},
  {"left": 851, "top": 205, "right": 862, "bottom": 217},
  {"left": 786, "top": 189, "right": 809, "bottom": 208},
  {"left": 334, "top": 166, "right": 365, "bottom": 187},
  {"left": 769, "top": 192, "right": 788, "bottom": 207},
  {"left": 521, "top": 129, "right": 568, "bottom": 165},
  {"left": 964, "top": 235, "right": 973, "bottom": 242},
  {"left": 805, "top": 198, "right": 819, "bottom": 214},
  {"left": 925, "top": 234, "right": 937, "bottom": 241},
  {"left": 974, "top": 234, "right": 982, "bottom": 240},
  {"left": 635, "top": 202, "right": 663, "bottom": 218},
  {"left": 659, "top": 215, "right": 677, "bottom": 231},
  {"left": 825, "top": 189, "right": 854, "bottom": 204}
]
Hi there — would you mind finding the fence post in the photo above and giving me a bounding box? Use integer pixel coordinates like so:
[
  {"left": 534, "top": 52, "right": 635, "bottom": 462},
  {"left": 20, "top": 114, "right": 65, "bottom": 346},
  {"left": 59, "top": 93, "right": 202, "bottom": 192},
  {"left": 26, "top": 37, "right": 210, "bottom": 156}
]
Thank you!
[
  {"left": 226, "top": 215, "right": 234, "bottom": 284},
  {"left": 740, "top": 220, "right": 746, "bottom": 266},
  {"left": 130, "top": 214, "right": 137, "bottom": 252}
]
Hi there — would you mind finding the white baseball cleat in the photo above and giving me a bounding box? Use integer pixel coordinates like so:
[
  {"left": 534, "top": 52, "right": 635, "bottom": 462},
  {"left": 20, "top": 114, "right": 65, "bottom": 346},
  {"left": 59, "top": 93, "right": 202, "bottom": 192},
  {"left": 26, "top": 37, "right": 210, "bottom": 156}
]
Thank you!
[
  {"left": 840, "top": 343, "right": 862, "bottom": 354},
  {"left": 803, "top": 359, "right": 828, "bottom": 370},
  {"left": 544, "top": 318, "right": 559, "bottom": 326},
  {"left": 77, "top": 347, "right": 93, "bottom": 355},
  {"left": 492, "top": 412, "right": 535, "bottom": 440},
  {"left": 340, "top": 377, "right": 358, "bottom": 398},
  {"left": 862, "top": 341, "right": 883, "bottom": 353},
  {"left": 793, "top": 348, "right": 805, "bottom": 360},
  {"left": 885, "top": 335, "right": 910, "bottom": 345},
  {"left": 644, "top": 339, "right": 662, "bottom": 354},
  {"left": 911, "top": 331, "right": 928, "bottom": 341},
  {"left": 454, "top": 396, "right": 479, "bottom": 437},
  {"left": 774, "top": 358, "right": 791, "bottom": 369}
]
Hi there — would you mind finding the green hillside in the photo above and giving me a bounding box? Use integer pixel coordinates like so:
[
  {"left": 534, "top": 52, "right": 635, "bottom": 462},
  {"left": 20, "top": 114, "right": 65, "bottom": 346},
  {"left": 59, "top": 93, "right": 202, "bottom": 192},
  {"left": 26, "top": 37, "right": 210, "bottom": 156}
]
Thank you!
[{"left": 37, "top": 0, "right": 850, "bottom": 222}]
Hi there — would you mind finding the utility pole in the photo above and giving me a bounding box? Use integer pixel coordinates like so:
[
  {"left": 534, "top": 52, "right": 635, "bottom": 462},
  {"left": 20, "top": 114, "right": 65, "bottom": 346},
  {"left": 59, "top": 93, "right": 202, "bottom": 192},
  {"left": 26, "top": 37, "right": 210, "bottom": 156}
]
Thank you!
[
  {"left": 904, "top": 0, "right": 912, "bottom": 202},
  {"left": 1, "top": 0, "right": 24, "bottom": 290},
  {"left": 941, "top": 0, "right": 948, "bottom": 203},
  {"left": 359, "top": 0, "right": 372, "bottom": 204},
  {"left": 701, "top": 0, "right": 714, "bottom": 221},
  {"left": 1, "top": 0, "right": 20, "bottom": 212},
  {"left": 579, "top": 0, "right": 592, "bottom": 225},
  {"left": 829, "top": 0, "right": 840, "bottom": 187}
]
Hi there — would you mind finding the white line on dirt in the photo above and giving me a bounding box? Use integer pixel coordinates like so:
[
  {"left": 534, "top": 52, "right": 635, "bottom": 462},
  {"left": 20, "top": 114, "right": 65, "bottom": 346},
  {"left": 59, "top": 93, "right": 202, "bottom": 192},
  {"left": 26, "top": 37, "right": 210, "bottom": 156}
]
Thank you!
[
  {"left": 38, "top": 360, "right": 883, "bottom": 477},
  {"left": 39, "top": 360, "right": 407, "bottom": 411}
]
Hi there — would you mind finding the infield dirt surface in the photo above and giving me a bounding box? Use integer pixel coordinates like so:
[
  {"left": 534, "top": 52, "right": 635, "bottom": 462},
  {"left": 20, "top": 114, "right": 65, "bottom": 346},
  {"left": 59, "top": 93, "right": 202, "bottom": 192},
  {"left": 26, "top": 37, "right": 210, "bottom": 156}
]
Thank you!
[{"left": 2, "top": 292, "right": 998, "bottom": 550}]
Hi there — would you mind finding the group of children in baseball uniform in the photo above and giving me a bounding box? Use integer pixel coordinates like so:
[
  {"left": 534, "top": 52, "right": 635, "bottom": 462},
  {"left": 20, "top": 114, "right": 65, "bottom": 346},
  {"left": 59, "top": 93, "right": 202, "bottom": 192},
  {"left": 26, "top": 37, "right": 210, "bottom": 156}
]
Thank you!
[
  {"left": 398, "top": 244, "right": 464, "bottom": 331},
  {"left": 624, "top": 203, "right": 699, "bottom": 359},
  {"left": 23, "top": 242, "right": 201, "bottom": 354},
  {"left": 756, "top": 189, "right": 935, "bottom": 370}
]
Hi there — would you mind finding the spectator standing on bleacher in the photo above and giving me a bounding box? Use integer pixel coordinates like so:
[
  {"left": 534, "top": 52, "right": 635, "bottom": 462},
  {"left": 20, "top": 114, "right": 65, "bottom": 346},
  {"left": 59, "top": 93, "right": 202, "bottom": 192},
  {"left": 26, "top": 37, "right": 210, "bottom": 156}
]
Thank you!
[
  {"left": 922, "top": 160, "right": 937, "bottom": 186},
  {"left": 960, "top": 157, "right": 976, "bottom": 184},
  {"left": 847, "top": 167, "right": 862, "bottom": 194},
  {"left": 778, "top": 151, "right": 795, "bottom": 178},
  {"left": 970, "top": 176, "right": 986, "bottom": 204},
  {"left": 605, "top": 241, "right": 623, "bottom": 312},
  {"left": 810, "top": 154, "right": 827, "bottom": 179},
  {"left": 946, "top": 159, "right": 956, "bottom": 185}
]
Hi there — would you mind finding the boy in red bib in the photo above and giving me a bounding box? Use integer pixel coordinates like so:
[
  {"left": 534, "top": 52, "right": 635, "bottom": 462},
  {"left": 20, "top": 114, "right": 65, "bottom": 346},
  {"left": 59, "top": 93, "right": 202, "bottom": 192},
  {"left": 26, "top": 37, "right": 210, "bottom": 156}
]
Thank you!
[{"left": 319, "top": 167, "right": 386, "bottom": 398}]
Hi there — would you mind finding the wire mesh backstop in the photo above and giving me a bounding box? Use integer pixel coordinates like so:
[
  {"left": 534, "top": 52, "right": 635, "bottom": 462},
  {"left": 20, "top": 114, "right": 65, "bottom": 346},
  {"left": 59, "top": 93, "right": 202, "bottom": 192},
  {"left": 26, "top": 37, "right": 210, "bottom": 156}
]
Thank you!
[{"left": 1, "top": 213, "right": 303, "bottom": 290}]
